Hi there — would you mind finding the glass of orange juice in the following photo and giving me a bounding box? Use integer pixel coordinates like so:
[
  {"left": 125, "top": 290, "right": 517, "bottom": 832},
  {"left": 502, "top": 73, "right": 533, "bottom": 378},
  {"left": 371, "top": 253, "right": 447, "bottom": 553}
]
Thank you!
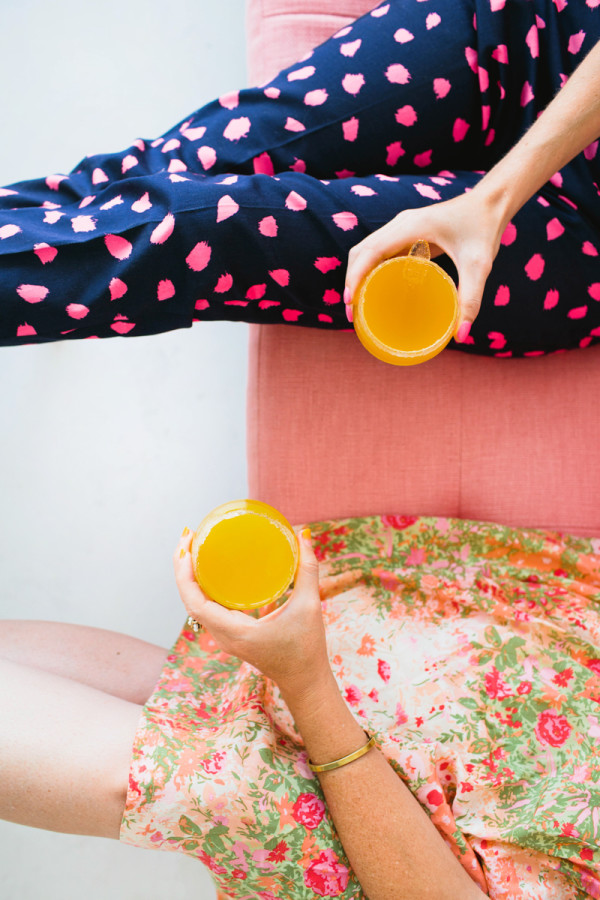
[
  {"left": 191, "top": 499, "right": 299, "bottom": 610},
  {"left": 353, "top": 240, "right": 458, "bottom": 365}
]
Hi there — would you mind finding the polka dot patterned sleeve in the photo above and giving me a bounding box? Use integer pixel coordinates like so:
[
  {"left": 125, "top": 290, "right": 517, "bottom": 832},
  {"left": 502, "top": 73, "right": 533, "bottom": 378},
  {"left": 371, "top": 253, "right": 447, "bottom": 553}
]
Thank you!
[{"left": 0, "top": 0, "right": 598, "bottom": 356}]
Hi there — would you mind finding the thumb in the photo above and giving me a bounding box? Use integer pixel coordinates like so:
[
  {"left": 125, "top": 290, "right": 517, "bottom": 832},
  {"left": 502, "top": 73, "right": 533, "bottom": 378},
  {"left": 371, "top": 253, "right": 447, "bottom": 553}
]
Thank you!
[
  {"left": 454, "top": 259, "right": 489, "bottom": 343},
  {"left": 292, "top": 527, "right": 320, "bottom": 597}
]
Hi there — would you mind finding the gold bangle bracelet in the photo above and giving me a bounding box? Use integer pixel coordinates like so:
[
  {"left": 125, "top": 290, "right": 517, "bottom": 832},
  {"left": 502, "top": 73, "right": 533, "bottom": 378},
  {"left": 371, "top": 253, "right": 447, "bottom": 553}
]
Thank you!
[{"left": 308, "top": 731, "right": 376, "bottom": 773}]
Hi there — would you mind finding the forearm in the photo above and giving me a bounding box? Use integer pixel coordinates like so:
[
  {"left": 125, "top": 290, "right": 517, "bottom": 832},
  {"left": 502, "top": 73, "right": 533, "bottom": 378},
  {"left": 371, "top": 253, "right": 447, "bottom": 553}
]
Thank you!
[
  {"left": 177, "top": 528, "right": 484, "bottom": 897},
  {"left": 281, "top": 673, "right": 487, "bottom": 900},
  {"left": 474, "top": 39, "right": 600, "bottom": 228}
]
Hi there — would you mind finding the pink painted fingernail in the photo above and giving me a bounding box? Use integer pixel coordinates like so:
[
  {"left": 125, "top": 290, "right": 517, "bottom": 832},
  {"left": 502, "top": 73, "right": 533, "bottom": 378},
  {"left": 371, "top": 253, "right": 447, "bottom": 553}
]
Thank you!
[
  {"left": 343, "top": 286, "right": 352, "bottom": 305},
  {"left": 346, "top": 302, "right": 354, "bottom": 324},
  {"left": 456, "top": 321, "right": 471, "bottom": 343}
]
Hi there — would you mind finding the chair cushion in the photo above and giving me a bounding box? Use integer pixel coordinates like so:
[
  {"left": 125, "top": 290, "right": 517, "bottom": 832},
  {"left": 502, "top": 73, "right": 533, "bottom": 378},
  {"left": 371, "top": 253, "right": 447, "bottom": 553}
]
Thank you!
[
  {"left": 248, "top": 326, "right": 600, "bottom": 535},
  {"left": 246, "top": 0, "right": 373, "bottom": 86}
]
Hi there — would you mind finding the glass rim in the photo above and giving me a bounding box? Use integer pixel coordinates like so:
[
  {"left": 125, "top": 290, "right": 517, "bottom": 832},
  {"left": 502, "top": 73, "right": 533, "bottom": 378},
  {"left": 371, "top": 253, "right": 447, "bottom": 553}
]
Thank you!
[
  {"left": 192, "top": 500, "right": 299, "bottom": 610},
  {"left": 356, "top": 255, "right": 459, "bottom": 359}
]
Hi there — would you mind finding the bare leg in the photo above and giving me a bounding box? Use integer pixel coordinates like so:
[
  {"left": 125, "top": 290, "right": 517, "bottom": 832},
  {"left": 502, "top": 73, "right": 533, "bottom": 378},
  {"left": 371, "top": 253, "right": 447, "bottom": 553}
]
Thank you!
[
  {"left": 0, "top": 621, "right": 168, "bottom": 704},
  {"left": 0, "top": 657, "right": 141, "bottom": 838}
]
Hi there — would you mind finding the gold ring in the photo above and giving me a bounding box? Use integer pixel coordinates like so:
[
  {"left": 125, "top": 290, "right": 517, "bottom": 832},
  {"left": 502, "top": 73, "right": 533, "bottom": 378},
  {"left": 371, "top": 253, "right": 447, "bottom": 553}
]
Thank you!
[{"left": 187, "top": 615, "right": 204, "bottom": 634}]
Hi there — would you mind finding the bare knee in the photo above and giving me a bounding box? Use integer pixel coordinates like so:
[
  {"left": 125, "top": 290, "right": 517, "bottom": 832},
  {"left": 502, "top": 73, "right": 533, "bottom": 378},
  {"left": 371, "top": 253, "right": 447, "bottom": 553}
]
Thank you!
[
  {"left": 0, "top": 620, "right": 168, "bottom": 704},
  {"left": 0, "top": 658, "right": 142, "bottom": 839}
]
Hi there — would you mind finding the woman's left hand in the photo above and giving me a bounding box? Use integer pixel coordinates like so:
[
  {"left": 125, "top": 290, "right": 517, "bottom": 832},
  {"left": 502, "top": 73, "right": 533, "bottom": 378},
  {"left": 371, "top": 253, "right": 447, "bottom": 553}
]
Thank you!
[{"left": 173, "top": 528, "right": 332, "bottom": 697}]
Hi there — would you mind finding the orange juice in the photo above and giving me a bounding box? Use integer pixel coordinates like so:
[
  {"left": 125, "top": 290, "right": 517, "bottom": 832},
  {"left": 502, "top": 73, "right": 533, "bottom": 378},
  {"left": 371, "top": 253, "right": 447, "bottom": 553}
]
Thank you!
[
  {"left": 191, "top": 499, "right": 299, "bottom": 610},
  {"left": 354, "top": 241, "right": 458, "bottom": 365}
]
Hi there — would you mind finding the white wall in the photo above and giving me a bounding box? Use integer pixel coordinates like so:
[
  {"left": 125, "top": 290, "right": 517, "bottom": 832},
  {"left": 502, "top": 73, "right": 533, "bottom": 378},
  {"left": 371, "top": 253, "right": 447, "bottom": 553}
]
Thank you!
[{"left": 0, "top": 1, "right": 249, "bottom": 896}]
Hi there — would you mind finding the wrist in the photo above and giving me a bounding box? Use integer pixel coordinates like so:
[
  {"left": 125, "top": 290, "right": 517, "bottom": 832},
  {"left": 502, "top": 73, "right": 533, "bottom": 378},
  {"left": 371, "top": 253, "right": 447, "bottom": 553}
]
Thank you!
[
  {"left": 281, "top": 668, "right": 369, "bottom": 763},
  {"left": 469, "top": 176, "right": 515, "bottom": 237},
  {"left": 279, "top": 662, "right": 339, "bottom": 714}
]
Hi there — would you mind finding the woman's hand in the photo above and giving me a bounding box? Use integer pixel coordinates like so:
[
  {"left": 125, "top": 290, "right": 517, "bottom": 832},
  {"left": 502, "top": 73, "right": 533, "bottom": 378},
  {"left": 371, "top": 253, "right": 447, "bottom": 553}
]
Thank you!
[
  {"left": 344, "top": 187, "right": 508, "bottom": 342},
  {"left": 346, "top": 37, "right": 600, "bottom": 344},
  {"left": 173, "top": 528, "right": 332, "bottom": 697}
]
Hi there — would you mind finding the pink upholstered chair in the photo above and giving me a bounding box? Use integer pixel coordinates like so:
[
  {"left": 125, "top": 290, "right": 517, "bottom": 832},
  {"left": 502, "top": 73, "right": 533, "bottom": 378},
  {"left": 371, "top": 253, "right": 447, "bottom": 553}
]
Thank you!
[{"left": 245, "top": 0, "right": 600, "bottom": 539}]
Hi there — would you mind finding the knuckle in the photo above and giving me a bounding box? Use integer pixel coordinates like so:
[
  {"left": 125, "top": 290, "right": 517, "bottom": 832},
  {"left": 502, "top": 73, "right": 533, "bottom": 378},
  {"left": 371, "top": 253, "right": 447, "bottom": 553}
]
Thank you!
[
  {"left": 462, "top": 299, "right": 481, "bottom": 317},
  {"left": 464, "top": 247, "right": 492, "bottom": 275},
  {"left": 347, "top": 243, "right": 363, "bottom": 262},
  {"left": 301, "top": 559, "right": 320, "bottom": 581}
]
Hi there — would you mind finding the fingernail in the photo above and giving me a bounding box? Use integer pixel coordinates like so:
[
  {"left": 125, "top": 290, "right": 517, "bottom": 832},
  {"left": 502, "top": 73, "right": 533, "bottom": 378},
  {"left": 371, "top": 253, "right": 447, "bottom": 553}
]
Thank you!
[
  {"left": 346, "top": 303, "right": 354, "bottom": 324},
  {"left": 181, "top": 526, "right": 190, "bottom": 537},
  {"left": 456, "top": 321, "right": 471, "bottom": 344},
  {"left": 179, "top": 548, "right": 186, "bottom": 559},
  {"left": 343, "top": 287, "right": 352, "bottom": 305},
  {"left": 301, "top": 527, "right": 312, "bottom": 542}
]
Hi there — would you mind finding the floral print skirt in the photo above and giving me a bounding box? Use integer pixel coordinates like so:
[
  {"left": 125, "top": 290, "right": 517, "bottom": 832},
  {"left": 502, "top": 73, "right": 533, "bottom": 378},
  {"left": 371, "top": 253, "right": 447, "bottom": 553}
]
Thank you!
[{"left": 120, "top": 515, "right": 600, "bottom": 899}]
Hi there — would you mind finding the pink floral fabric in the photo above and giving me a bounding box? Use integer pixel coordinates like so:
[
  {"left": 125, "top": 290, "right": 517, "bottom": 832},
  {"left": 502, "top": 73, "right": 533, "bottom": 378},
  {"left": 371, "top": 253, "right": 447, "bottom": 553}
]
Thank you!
[{"left": 120, "top": 515, "right": 600, "bottom": 898}]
